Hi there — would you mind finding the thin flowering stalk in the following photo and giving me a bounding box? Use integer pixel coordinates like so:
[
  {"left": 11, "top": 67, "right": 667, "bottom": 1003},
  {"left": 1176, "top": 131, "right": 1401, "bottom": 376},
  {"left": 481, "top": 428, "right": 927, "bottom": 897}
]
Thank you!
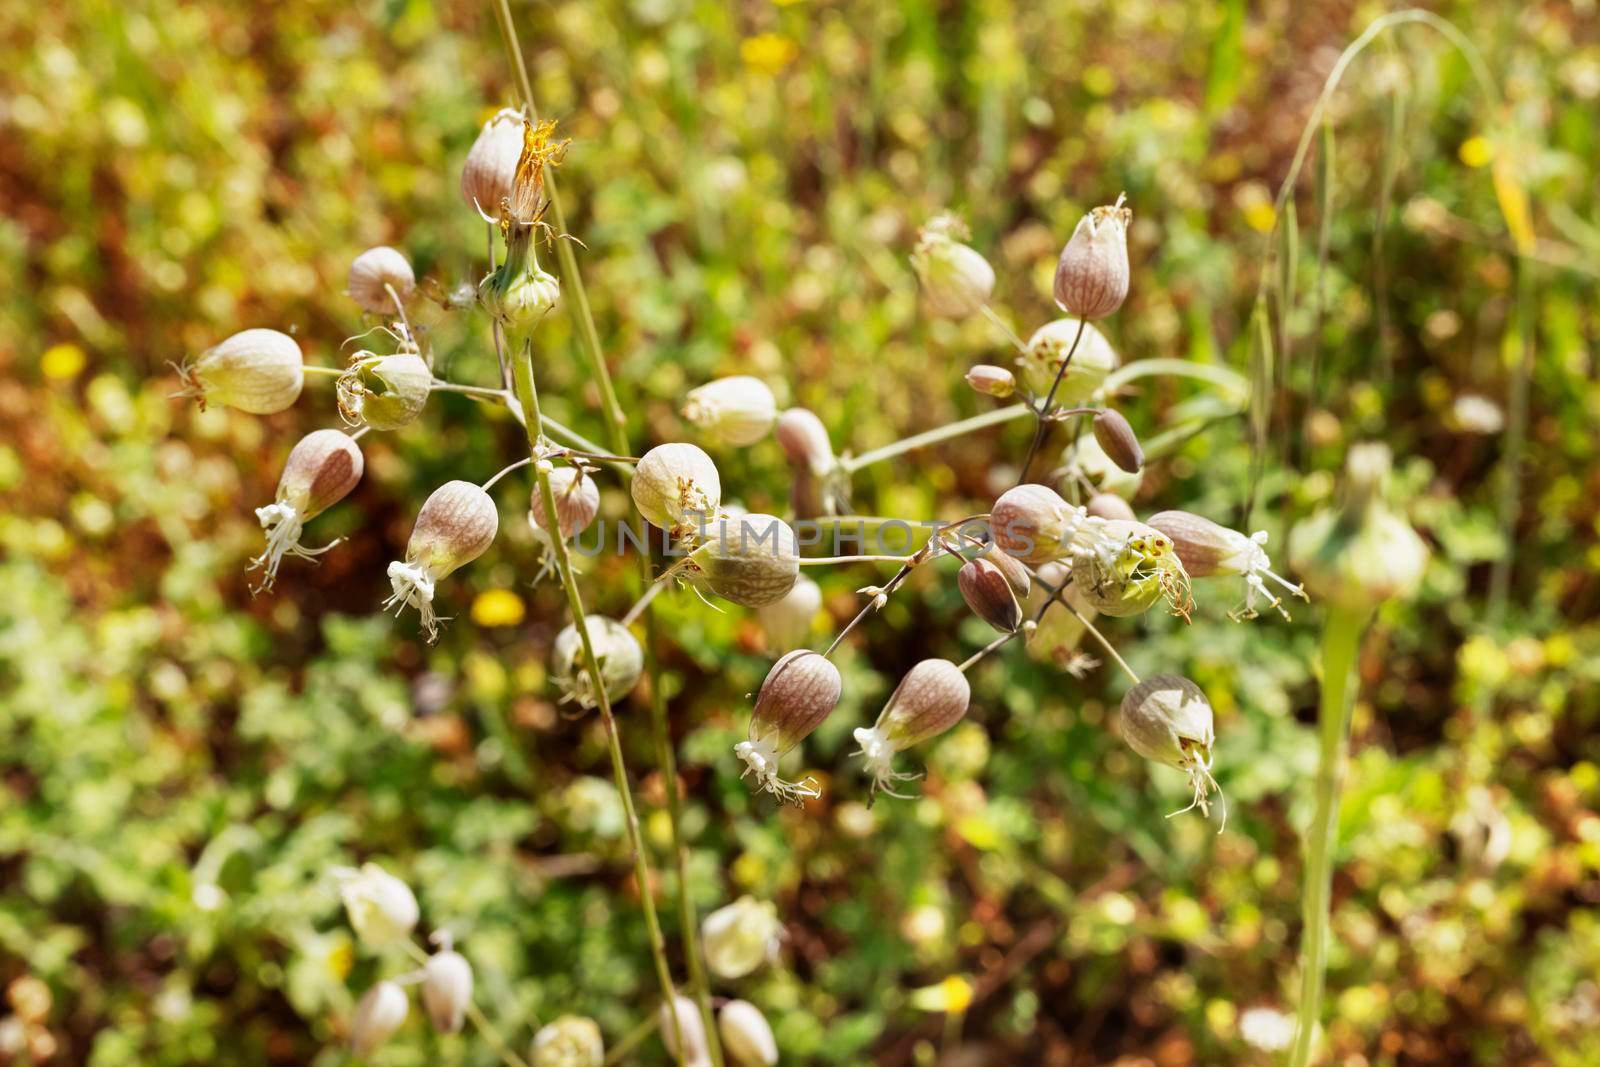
[
  {"left": 1032, "top": 572, "right": 1141, "bottom": 684},
  {"left": 841, "top": 404, "right": 1031, "bottom": 473},
  {"left": 602, "top": 1013, "right": 662, "bottom": 1067},
  {"left": 979, "top": 303, "right": 1029, "bottom": 353},
  {"left": 302, "top": 365, "right": 346, "bottom": 378},
  {"left": 1017, "top": 317, "right": 1087, "bottom": 483},
  {"left": 481, "top": 456, "right": 533, "bottom": 491},
  {"left": 490, "top": 7, "right": 721, "bottom": 1062},
  {"left": 958, "top": 631, "right": 1017, "bottom": 672}
]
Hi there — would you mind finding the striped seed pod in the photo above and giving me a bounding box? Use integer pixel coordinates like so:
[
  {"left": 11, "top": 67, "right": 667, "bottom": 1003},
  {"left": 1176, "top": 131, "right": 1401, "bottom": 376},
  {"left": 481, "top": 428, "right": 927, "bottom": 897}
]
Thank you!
[
  {"left": 337, "top": 352, "right": 431, "bottom": 430},
  {"left": 683, "top": 376, "right": 778, "bottom": 447},
  {"left": 1053, "top": 194, "right": 1131, "bottom": 320},
  {"left": 736, "top": 650, "right": 842, "bottom": 805},
  {"left": 529, "top": 465, "right": 601, "bottom": 542},
  {"left": 990, "top": 483, "right": 1080, "bottom": 564},
  {"left": 910, "top": 214, "right": 994, "bottom": 319},
  {"left": 1120, "top": 674, "right": 1224, "bottom": 826},
  {"left": 552, "top": 615, "right": 643, "bottom": 709},
  {"left": 1092, "top": 408, "right": 1144, "bottom": 473},
  {"left": 251, "top": 429, "right": 364, "bottom": 590},
  {"left": 631, "top": 443, "right": 721, "bottom": 536},
  {"left": 177, "top": 328, "right": 304, "bottom": 414},
  {"left": 690, "top": 513, "right": 800, "bottom": 607},
  {"left": 347, "top": 246, "right": 416, "bottom": 315},
  {"left": 1017, "top": 318, "right": 1119, "bottom": 401},
  {"left": 460, "top": 108, "right": 525, "bottom": 221},
  {"left": 958, "top": 556, "right": 1023, "bottom": 633},
  {"left": 852, "top": 659, "right": 970, "bottom": 799},
  {"left": 384, "top": 481, "right": 499, "bottom": 642}
]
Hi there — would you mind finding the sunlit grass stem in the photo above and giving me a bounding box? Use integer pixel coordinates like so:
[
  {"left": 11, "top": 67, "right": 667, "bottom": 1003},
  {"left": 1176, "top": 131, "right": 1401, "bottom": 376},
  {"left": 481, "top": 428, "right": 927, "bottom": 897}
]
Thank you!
[{"left": 1289, "top": 603, "right": 1367, "bottom": 1067}]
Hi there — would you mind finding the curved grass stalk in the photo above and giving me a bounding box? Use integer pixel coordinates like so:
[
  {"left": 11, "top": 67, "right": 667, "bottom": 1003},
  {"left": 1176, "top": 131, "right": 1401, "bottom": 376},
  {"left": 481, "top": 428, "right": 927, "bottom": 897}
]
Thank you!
[{"left": 841, "top": 403, "right": 1032, "bottom": 473}]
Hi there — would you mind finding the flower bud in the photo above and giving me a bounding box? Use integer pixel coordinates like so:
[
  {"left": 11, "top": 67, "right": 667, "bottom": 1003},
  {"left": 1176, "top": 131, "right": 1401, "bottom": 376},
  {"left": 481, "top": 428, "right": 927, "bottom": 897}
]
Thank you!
[
  {"left": 1070, "top": 519, "right": 1191, "bottom": 619},
  {"left": 529, "top": 465, "right": 601, "bottom": 541},
  {"left": 1091, "top": 409, "right": 1143, "bottom": 473},
  {"left": 1086, "top": 493, "right": 1135, "bottom": 522},
  {"left": 1053, "top": 195, "right": 1131, "bottom": 320},
  {"left": 718, "top": 1001, "right": 779, "bottom": 1067},
  {"left": 701, "top": 897, "right": 782, "bottom": 979},
  {"left": 335, "top": 863, "right": 418, "bottom": 948},
  {"left": 531, "top": 1016, "right": 605, "bottom": 1067},
  {"left": 690, "top": 513, "right": 800, "bottom": 608},
  {"left": 965, "top": 364, "right": 1016, "bottom": 398},
  {"left": 1289, "top": 443, "right": 1428, "bottom": 613},
  {"left": 1017, "top": 319, "right": 1119, "bottom": 401},
  {"left": 351, "top": 981, "right": 409, "bottom": 1056},
  {"left": 384, "top": 481, "right": 499, "bottom": 642},
  {"left": 659, "top": 995, "right": 710, "bottom": 1067},
  {"left": 1148, "top": 510, "right": 1307, "bottom": 620},
  {"left": 910, "top": 214, "right": 995, "bottom": 319},
  {"left": 958, "top": 557, "right": 1022, "bottom": 633},
  {"left": 460, "top": 108, "right": 525, "bottom": 220},
  {"left": 552, "top": 615, "right": 644, "bottom": 709},
  {"left": 347, "top": 246, "right": 416, "bottom": 315},
  {"left": 1065, "top": 430, "right": 1142, "bottom": 498},
  {"left": 853, "top": 659, "right": 970, "bottom": 798},
  {"left": 178, "top": 328, "right": 304, "bottom": 414},
  {"left": 632, "top": 443, "right": 722, "bottom": 535},
  {"left": 737, "top": 650, "right": 842, "bottom": 804},
  {"left": 775, "top": 407, "right": 835, "bottom": 475},
  {"left": 683, "top": 376, "right": 778, "bottom": 447},
  {"left": 984, "top": 546, "right": 1032, "bottom": 598},
  {"left": 337, "top": 352, "right": 432, "bottom": 430},
  {"left": 756, "top": 575, "right": 823, "bottom": 650},
  {"left": 990, "top": 484, "right": 1081, "bottom": 564},
  {"left": 1120, "top": 674, "right": 1223, "bottom": 825},
  {"left": 251, "top": 429, "right": 364, "bottom": 590},
  {"left": 421, "top": 949, "right": 473, "bottom": 1035}
]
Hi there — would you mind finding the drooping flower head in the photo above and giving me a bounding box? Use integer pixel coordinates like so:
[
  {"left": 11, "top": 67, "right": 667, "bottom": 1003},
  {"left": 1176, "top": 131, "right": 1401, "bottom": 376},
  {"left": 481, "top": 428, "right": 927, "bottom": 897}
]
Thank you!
[
  {"left": 1119, "top": 674, "right": 1224, "bottom": 829},
  {"left": 383, "top": 481, "right": 499, "bottom": 642},
  {"left": 350, "top": 981, "right": 409, "bottom": 1057},
  {"left": 251, "top": 429, "right": 364, "bottom": 591},
  {"left": 175, "top": 328, "right": 305, "bottom": 414},
  {"left": 1148, "top": 510, "right": 1307, "bottom": 620},
  {"left": 689, "top": 513, "right": 801, "bottom": 608},
  {"left": 852, "top": 659, "right": 971, "bottom": 799},
  {"left": 1053, "top": 194, "right": 1131, "bottom": 320},
  {"left": 909, "top": 214, "right": 995, "bottom": 319},
  {"left": 737, "top": 650, "right": 842, "bottom": 805},
  {"left": 551, "top": 615, "right": 644, "bottom": 709},
  {"left": 683, "top": 376, "right": 778, "bottom": 447},
  {"left": 347, "top": 246, "right": 416, "bottom": 316},
  {"left": 632, "top": 443, "right": 722, "bottom": 539},
  {"left": 421, "top": 946, "right": 473, "bottom": 1035},
  {"left": 333, "top": 862, "right": 419, "bottom": 948},
  {"left": 701, "top": 896, "right": 783, "bottom": 979}
]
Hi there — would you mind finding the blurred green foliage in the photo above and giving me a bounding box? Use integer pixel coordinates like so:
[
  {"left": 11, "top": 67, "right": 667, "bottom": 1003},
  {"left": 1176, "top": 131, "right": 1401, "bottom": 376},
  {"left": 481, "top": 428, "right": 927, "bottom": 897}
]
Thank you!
[{"left": 3, "top": 0, "right": 1600, "bottom": 1064}]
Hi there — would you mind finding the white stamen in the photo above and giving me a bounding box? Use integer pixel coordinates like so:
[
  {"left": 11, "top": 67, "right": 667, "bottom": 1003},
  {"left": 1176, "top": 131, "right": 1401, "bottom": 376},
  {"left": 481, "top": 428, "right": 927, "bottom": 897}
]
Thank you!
[
  {"left": 249, "top": 502, "right": 340, "bottom": 593},
  {"left": 383, "top": 560, "right": 444, "bottom": 642},
  {"left": 734, "top": 737, "right": 820, "bottom": 807}
]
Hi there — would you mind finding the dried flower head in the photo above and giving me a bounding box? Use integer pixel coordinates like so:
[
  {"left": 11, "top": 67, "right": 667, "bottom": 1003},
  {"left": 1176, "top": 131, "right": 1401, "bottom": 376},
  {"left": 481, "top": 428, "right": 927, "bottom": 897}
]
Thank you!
[
  {"left": 504, "top": 117, "right": 570, "bottom": 229},
  {"left": 1018, "top": 319, "right": 1119, "bottom": 401},
  {"left": 528, "top": 464, "right": 601, "bottom": 542},
  {"left": 690, "top": 513, "right": 800, "bottom": 607},
  {"left": 719, "top": 1001, "right": 779, "bottom": 1067},
  {"left": 1120, "top": 674, "right": 1224, "bottom": 828},
  {"left": 337, "top": 352, "right": 432, "bottom": 430},
  {"left": 683, "top": 376, "right": 778, "bottom": 447},
  {"left": 531, "top": 1016, "right": 605, "bottom": 1067},
  {"left": 1053, "top": 194, "right": 1131, "bottom": 319},
  {"left": 757, "top": 574, "right": 823, "bottom": 650},
  {"left": 958, "top": 556, "right": 1023, "bottom": 633},
  {"left": 852, "top": 659, "right": 971, "bottom": 799},
  {"left": 701, "top": 896, "right": 782, "bottom": 979},
  {"left": 737, "top": 650, "right": 842, "bottom": 805},
  {"left": 990, "top": 483, "right": 1079, "bottom": 563},
  {"left": 552, "top": 615, "right": 644, "bottom": 709},
  {"left": 350, "top": 981, "right": 409, "bottom": 1057},
  {"left": 659, "top": 995, "right": 711, "bottom": 1067},
  {"left": 910, "top": 214, "right": 995, "bottom": 319},
  {"left": 421, "top": 948, "right": 473, "bottom": 1035},
  {"left": 1289, "top": 443, "right": 1429, "bottom": 613},
  {"left": 965, "top": 364, "right": 1016, "bottom": 398},
  {"left": 251, "top": 429, "right": 364, "bottom": 590},
  {"left": 461, "top": 108, "right": 525, "bottom": 221},
  {"left": 632, "top": 443, "right": 722, "bottom": 536},
  {"left": 334, "top": 863, "right": 418, "bottom": 948},
  {"left": 347, "top": 246, "right": 416, "bottom": 315},
  {"left": 384, "top": 480, "right": 499, "bottom": 641},
  {"left": 1147, "top": 510, "right": 1307, "bottom": 620},
  {"left": 1091, "top": 408, "right": 1144, "bottom": 474},
  {"left": 176, "top": 328, "right": 305, "bottom": 414}
]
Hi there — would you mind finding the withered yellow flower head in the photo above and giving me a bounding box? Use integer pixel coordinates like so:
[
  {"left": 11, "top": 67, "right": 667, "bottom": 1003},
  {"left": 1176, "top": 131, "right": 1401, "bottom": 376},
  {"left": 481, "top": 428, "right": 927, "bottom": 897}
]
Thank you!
[{"left": 502, "top": 118, "right": 571, "bottom": 231}]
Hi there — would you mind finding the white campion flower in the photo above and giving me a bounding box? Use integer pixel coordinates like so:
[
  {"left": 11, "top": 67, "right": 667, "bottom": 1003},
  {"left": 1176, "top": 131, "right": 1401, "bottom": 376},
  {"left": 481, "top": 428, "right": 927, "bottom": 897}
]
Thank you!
[{"left": 334, "top": 863, "right": 419, "bottom": 949}]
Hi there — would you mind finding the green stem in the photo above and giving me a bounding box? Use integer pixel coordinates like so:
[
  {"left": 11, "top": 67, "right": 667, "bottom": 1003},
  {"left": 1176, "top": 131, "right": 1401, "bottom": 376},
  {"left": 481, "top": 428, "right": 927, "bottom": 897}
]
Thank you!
[
  {"left": 841, "top": 403, "right": 1031, "bottom": 473},
  {"left": 508, "top": 330, "right": 685, "bottom": 1064},
  {"left": 1102, "top": 358, "right": 1249, "bottom": 396},
  {"left": 1290, "top": 604, "right": 1367, "bottom": 1067}
]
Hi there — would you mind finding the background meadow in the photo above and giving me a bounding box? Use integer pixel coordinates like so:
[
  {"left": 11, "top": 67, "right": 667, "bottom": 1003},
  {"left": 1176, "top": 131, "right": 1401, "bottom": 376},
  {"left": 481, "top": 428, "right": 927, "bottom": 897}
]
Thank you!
[{"left": 4, "top": 0, "right": 1600, "bottom": 1063}]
